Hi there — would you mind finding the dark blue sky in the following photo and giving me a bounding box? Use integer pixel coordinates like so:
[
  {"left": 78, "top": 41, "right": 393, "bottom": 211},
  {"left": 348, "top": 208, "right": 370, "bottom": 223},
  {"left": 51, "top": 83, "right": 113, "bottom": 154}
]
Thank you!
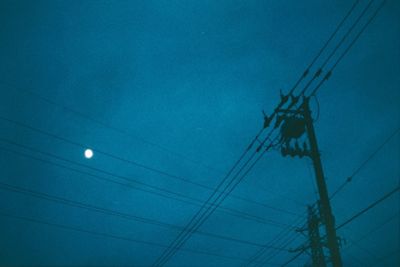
[{"left": 0, "top": 0, "right": 399, "bottom": 266}]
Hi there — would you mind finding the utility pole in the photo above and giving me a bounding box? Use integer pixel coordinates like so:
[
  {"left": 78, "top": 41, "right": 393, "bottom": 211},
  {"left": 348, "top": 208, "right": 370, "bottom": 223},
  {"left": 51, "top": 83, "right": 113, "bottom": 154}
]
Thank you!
[
  {"left": 277, "top": 97, "right": 342, "bottom": 267},
  {"left": 307, "top": 204, "right": 326, "bottom": 267},
  {"left": 302, "top": 99, "right": 342, "bottom": 267}
]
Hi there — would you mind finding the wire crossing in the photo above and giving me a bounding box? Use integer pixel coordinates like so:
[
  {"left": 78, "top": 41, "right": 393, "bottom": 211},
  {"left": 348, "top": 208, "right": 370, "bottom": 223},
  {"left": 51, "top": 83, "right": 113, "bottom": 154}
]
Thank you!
[
  {"left": 330, "top": 127, "right": 400, "bottom": 200},
  {"left": 286, "top": 185, "right": 400, "bottom": 266},
  {"left": 151, "top": 0, "right": 389, "bottom": 264},
  {"left": 0, "top": 0, "right": 392, "bottom": 265},
  {"left": 0, "top": 116, "right": 298, "bottom": 217},
  {"left": 0, "top": 180, "right": 289, "bottom": 250},
  {"left": 0, "top": 143, "right": 292, "bottom": 229},
  {"left": 241, "top": 0, "right": 387, "bottom": 265},
  {"left": 0, "top": 211, "right": 277, "bottom": 265}
]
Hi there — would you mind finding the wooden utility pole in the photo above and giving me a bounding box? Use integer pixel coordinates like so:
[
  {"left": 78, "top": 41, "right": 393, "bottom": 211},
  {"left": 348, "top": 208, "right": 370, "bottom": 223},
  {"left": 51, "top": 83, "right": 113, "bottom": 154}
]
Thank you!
[
  {"left": 278, "top": 97, "right": 342, "bottom": 266},
  {"left": 302, "top": 99, "right": 342, "bottom": 267}
]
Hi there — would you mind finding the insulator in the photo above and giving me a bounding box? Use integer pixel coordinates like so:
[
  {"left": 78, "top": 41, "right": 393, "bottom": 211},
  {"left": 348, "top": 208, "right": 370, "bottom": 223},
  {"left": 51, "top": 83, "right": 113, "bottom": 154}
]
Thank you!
[
  {"left": 325, "top": 70, "right": 332, "bottom": 80},
  {"left": 315, "top": 68, "right": 322, "bottom": 77},
  {"left": 247, "top": 141, "right": 254, "bottom": 151},
  {"left": 289, "top": 148, "right": 296, "bottom": 158},
  {"left": 290, "top": 95, "right": 299, "bottom": 105},
  {"left": 294, "top": 141, "right": 301, "bottom": 151},
  {"left": 303, "top": 142, "right": 308, "bottom": 151},
  {"left": 256, "top": 145, "right": 262, "bottom": 153},
  {"left": 280, "top": 90, "right": 289, "bottom": 104},
  {"left": 281, "top": 145, "right": 287, "bottom": 157},
  {"left": 263, "top": 115, "right": 270, "bottom": 128}
]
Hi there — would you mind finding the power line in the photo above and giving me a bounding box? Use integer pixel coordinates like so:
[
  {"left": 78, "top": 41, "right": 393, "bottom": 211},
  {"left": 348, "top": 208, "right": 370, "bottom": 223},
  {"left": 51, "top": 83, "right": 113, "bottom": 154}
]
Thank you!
[
  {"left": 281, "top": 249, "right": 306, "bottom": 267},
  {"left": 152, "top": 132, "right": 279, "bottom": 266},
  {"left": 154, "top": 130, "right": 293, "bottom": 266},
  {"left": 306, "top": 0, "right": 361, "bottom": 72},
  {"left": 275, "top": 0, "right": 374, "bottom": 115},
  {"left": 263, "top": 0, "right": 361, "bottom": 125},
  {"left": 242, "top": 215, "right": 307, "bottom": 267},
  {"left": 242, "top": 0, "right": 382, "bottom": 264},
  {"left": 0, "top": 211, "right": 278, "bottom": 265},
  {"left": 3, "top": 2, "right": 372, "bottom": 266},
  {"left": 294, "top": 185, "right": 399, "bottom": 263},
  {"left": 336, "top": 185, "right": 400, "bottom": 230},
  {"left": 330, "top": 127, "right": 400, "bottom": 200},
  {"left": 255, "top": 231, "right": 302, "bottom": 267},
  {"left": 0, "top": 0, "right": 390, "bottom": 266},
  {"left": 0, "top": 121, "right": 299, "bottom": 227},
  {"left": 2, "top": 129, "right": 288, "bottom": 266},
  {"left": 0, "top": 116, "right": 299, "bottom": 217},
  {"left": 350, "top": 211, "right": 399, "bottom": 244},
  {"left": 2, "top": 0, "right": 380, "bottom": 265},
  {"left": 152, "top": 3, "right": 370, "bottom": 258},
  {"left": 308, "top": 0, "right": 387, "bottom": 97},
  {"left": 152, "top": 0, "right": 381, "bottom": 263},
  {"left": 346, "top": 237, "right": 379, "bottom": 262},
  {"left": 279, "top": 179, "right": 399, "bottom": 265},
  {"left": 0, "top": 82, "right": 302, "bottom": 213},
  {"left": 340, "top": 211, "right": 399, "bottom": 265},
  {"left": 319, "top": 0, "right": 375, "bottom": 70},
  {"left": 0, "top": 144, "right": 292, "bottom": 229},
  {"left": 329, "top": 0, "right": 386, "bottom": 71},
  {"left": 1, "top": 120, "right": 290, "bottom": 266},
  {"left": 232, "top": 0, "right": 388, "bottom": 265},
  {"left": 0, "top": 180, "right": 288, "bottom": 250},
  {"left": 0, "top": 81, "right": 226, "bottom": 176}
]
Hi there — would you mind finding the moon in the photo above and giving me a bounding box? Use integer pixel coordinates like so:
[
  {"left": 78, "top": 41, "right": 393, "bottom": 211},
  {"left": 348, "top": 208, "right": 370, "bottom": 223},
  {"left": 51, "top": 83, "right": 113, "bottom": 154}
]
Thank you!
[{"left": 84, "top": 148, "right": 93, "bottom": 159}]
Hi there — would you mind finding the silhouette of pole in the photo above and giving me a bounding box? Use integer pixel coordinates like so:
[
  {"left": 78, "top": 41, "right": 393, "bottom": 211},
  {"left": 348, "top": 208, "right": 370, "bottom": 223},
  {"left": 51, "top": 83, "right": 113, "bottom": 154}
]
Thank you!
[
  {"left": 307, "top": 205, "right": 326, "bottom": 267},
  {"left": 302, "top": 99, "right": 342, "bottom": 267}
]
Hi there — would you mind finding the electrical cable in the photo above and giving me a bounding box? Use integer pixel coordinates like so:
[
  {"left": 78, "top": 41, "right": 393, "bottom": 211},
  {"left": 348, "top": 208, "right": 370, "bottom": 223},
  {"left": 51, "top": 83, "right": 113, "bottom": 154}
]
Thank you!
[
  {"left": 294, "top": 185, "right": 400, "bottom": 263},
  {"left": 152, "top": 132, "right": 279, "bottom": 266},
  {"left": 242, "top": 215, "right": 307, "bottom": 267},
  {"left": 2, "top": 0, "right": 383, "bottom": 265},
  {"left": 280, "top": 249, "right": 306, "bottom": 267},
  {"left": 304, "top": 0, "right": 376, "bottom": 98},
  {"left": 0, "top": 80, "right": 226, "bottom": 176},
  {"left": 1, "top": 2, "right": 364, "bottom": 265},
  {"left": 330, "top": 127, "right": 400, "bottom": 200},
  {"left": 319, "top": 0, "right": 375, "bottom": 70},
  {"left": 336, "top": 185, "right": 399, "bottom": 230},
  {"left": 242, "top": 0, "right": 384, "bottom": 264},
  {"left": 268, "top": 0, "right": 361, "bottom": 119},
  {"left": 266, "top": 0, "right": 377, "bottom": 131},
  {"left": 0, "top": 180, "right": 289, "bottom": 250},
  {"left": 0, "top": 211, "right": 279, "bottom": 265},
  {"left": 250, "top": 1, "right": 389, "bottom": 265},
  {"left": 0, "top": 122, "right": 304, "bottom": 267},
  {"left": 0, "top": 116, "right": 299, "bottom": 217},
  {"left": 255, "top": 231, "right": 302, "bottom": 267},
  {"left": 0, "top": 144, "right": 291, "bottom": 229},
  {"left": 348, "top": 211, "right": 399, "bottom": 244},
  {"left": 308, "top": 0, "right": 387, "bottom": 98},
  {"left": 155, "top": 0, "right": 380, "bottom": 266}
]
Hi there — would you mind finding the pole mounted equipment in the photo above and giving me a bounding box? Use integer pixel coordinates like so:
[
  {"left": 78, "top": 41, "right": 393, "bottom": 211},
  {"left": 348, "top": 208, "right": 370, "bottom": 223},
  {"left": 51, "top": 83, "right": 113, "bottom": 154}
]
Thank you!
[{"left": 276, "top": 98, "right": 343, "bottom": 267}]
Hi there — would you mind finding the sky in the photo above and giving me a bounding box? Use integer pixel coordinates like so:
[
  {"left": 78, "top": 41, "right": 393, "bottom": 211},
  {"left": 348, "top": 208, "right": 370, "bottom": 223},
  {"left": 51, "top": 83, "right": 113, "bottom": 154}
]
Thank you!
[{"left": 0, "top": 0, "right": 399, "bottom": 266}]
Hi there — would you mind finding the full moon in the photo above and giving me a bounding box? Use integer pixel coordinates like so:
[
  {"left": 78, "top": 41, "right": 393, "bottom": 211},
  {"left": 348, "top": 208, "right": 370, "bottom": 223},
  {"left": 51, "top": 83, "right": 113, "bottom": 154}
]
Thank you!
[{"left": 84, "top": 149, "right": 93, "bottom": 159}]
